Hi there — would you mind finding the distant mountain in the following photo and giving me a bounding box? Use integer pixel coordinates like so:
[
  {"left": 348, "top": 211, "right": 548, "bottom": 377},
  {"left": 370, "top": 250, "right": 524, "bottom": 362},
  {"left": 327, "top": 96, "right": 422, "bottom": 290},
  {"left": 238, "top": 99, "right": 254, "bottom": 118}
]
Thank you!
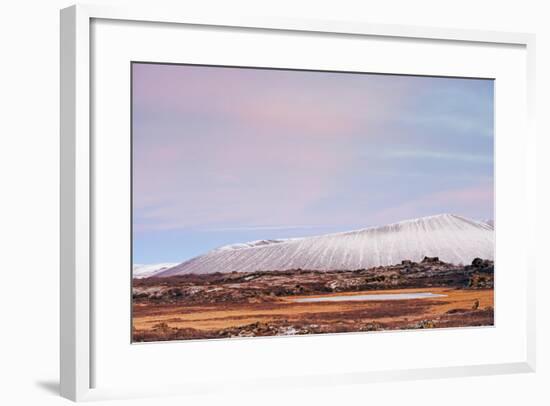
[
  {"left": 156, "top": 214, "right": 494, "bottom": 276},
  {"left": 133, "top": 263, "right": 178, "bottom": 279}
]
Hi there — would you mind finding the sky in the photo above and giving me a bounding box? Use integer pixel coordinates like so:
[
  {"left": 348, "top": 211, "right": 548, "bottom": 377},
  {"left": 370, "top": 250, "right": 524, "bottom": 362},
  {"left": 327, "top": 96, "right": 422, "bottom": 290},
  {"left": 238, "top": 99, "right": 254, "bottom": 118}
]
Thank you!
[{"left": 132, "top": 63, "right": 494, "bottom": 264}]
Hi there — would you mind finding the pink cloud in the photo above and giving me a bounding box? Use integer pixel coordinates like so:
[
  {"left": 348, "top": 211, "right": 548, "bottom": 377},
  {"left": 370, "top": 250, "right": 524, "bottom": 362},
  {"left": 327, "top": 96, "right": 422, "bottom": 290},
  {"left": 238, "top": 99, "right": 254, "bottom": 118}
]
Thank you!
[
  {"left": 132, "top": 63, "right": 494, "bottom": 235},
  {"left": 371, "top": 183, "right": 494, "bottom": 225}
]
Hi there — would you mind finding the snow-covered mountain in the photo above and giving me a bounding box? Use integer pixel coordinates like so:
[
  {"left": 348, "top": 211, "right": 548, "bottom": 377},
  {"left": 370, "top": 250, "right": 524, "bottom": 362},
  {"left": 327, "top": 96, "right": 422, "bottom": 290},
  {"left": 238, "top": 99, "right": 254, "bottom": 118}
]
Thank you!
[
  {"left": 213, "top": 239, "right": 292, "bottom": 252},
  {"left": 133, "top": 263, "right": 178, "bottom": 279},
  {"left": 155, "top": 214, "right": 494, "bottom": 276}
]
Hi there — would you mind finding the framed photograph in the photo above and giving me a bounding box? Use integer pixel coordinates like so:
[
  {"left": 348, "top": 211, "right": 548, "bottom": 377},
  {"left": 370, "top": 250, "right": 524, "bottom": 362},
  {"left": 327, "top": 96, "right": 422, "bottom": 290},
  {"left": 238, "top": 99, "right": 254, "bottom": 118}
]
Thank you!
[{"left": 60, "top": 4, "right": 536, "bottom": 401}]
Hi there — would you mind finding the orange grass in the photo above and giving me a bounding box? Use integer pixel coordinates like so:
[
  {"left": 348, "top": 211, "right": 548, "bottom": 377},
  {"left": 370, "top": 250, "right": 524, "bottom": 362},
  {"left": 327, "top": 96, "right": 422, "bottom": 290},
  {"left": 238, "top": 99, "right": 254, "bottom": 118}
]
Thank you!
[{"left": 132, "top": 287, "right": 493, "bottom": 332}]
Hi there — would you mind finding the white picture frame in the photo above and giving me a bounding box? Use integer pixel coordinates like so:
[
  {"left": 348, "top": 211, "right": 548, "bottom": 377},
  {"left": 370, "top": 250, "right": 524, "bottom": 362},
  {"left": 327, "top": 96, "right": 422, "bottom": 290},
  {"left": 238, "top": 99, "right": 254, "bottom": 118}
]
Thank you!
[{"left": 60, "top": 4, "right": 537, "bottom": 402}]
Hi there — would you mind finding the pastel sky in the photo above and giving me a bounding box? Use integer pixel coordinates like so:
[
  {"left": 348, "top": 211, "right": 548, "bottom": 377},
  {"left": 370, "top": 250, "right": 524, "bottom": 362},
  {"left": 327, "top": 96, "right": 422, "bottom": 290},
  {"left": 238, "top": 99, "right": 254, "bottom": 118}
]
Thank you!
[{"left": 132, "top": 63, "right": 494, "bottom": 264}]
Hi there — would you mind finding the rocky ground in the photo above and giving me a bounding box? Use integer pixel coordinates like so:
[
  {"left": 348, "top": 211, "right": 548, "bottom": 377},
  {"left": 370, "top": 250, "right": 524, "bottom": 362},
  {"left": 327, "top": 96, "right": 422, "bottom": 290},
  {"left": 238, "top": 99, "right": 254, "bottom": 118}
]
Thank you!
[
  {"left": 133, "top": 306, "right": 494, "bottom": 342},
  {"left": 132, "top": 257, "right": 494, "bottom": 306},
  {"left": 132, "top": 257, "right": 494, "bottom": 342}
]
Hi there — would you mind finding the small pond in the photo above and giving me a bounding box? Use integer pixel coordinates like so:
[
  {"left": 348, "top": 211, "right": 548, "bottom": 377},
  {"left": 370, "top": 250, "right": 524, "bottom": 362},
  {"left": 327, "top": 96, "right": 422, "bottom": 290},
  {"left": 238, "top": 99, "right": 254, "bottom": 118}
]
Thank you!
[{"left": 291, "top": 292, "right": 447, "bottom": 303}]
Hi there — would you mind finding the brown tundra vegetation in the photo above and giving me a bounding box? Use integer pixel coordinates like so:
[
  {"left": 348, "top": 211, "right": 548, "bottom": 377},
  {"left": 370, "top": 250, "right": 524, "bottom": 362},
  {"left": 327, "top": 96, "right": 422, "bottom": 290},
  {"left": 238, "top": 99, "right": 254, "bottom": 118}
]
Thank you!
[{"left": 132, "top": 257, "right": 494, "bottom": 342}]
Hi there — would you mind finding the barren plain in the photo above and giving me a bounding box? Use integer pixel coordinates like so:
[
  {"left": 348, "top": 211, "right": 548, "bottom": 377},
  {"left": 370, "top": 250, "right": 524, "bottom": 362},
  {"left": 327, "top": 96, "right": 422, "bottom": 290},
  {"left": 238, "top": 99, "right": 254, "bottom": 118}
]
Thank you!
[{"left": 132, "top": 257, "right": 494, "bottom": 342}]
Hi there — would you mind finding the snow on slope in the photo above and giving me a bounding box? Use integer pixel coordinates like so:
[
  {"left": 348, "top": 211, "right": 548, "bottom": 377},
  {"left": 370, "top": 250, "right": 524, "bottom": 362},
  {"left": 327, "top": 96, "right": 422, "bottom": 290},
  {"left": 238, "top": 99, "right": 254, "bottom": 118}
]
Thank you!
[
  {"left": 133, "top": 263, "right": 178, "bottom": 279},
  {"left": 156, "top": 214, "right": 494, "bottom": 276},
  {"left": 213, "top": 239, "right": 291, "bottom": 252}
]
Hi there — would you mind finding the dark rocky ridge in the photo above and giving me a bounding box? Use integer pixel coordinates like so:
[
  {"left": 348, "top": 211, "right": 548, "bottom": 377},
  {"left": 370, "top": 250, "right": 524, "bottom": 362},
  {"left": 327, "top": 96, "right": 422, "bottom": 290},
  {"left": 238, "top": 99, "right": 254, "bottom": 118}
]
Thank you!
[{"left": 133, "top": 257, "right": 494, "bottom": 305}]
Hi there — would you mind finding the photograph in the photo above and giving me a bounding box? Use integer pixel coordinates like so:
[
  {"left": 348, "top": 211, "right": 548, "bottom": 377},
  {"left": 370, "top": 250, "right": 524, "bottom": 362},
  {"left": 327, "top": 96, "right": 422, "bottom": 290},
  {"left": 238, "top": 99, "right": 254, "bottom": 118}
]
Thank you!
[
  {"left": 131, "top": 62, "right": 495, "bottom": 342},
  {"left": 1, "top": 1, "right": 543, "bottom": 404}
]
